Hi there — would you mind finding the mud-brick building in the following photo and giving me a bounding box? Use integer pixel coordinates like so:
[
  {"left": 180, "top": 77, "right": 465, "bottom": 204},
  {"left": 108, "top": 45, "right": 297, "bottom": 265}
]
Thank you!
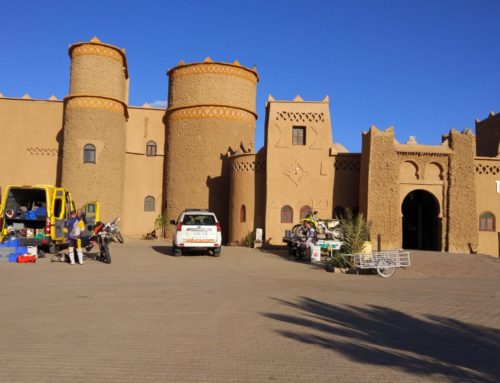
[{"left": 0, "top": 37, "right": 498, "bottom": 257}]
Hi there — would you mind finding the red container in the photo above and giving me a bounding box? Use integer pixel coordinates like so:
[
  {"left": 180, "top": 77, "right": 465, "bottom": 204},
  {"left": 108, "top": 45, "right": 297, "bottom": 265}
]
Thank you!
[{"left": 17, "top": 255, "right": 36, "bottom": 263}]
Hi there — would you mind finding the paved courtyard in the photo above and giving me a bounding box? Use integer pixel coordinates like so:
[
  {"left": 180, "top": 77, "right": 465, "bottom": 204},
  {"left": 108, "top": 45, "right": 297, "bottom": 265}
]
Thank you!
[{"left": 0, "top": 241, "right": 499, "bottom": 382}]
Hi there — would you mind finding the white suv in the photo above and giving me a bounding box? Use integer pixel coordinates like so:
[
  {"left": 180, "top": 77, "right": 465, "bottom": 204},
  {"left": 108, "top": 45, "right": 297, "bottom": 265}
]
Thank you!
[{"left": 171, "top": 209, "right": 222, "bottom": 257}]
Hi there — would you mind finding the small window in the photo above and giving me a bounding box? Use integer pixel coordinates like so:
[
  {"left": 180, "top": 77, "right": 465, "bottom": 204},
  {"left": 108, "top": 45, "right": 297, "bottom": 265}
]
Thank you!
[
  {"left": 146, "top": 141, "right": 157, "bottom": 156},
  {"left": 281, "top": 205, "right": 293, "bottom": 224},
  {"left": 240, "top": 205, "right": 246, "bottom": 222},
  {"left": 479, "top": 211, "right": 495, "bottom": 231},
  {"left": 300, "top": 205, "right": 312, "bottom": 219},
  {"left": 144, "top": 196, "right": 155, "bottom": 212},
  {"left": 292, "top": 126, "right": 306, "bottom": 145},
  {"left": 83, "top": 144, "right": 96, "bottom": 163}
]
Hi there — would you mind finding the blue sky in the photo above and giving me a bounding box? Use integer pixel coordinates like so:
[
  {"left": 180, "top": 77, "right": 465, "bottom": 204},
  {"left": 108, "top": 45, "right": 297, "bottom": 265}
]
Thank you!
[{"left": 1, "top": 0, "right": 498, "bottom": 151}]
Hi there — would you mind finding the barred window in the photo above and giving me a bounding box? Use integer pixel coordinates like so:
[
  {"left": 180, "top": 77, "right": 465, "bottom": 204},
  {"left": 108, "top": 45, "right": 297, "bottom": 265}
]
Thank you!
[
  {"left": 281, "top": 205, "right": 293, "bottom": 224},
  {"left": 83, "top": 144, "right": 96, "bottom": 163},
  {"left": 479, "top": 211, "right": 495, "bottom": 231},
  {"left": 144, "top": 196, "right": 155, "bottom": 212},
  {"left": 292, "top": 126, "right": 306, "bottom": 145},
  {"left": 240, "top": 205, "right": 246, "bottom": 223},
  {"left": 146, "top": 141, "right": 157, "bottom": 156},
  {"left": 300, "top": 205, "right": 312, "bottom": 219}
]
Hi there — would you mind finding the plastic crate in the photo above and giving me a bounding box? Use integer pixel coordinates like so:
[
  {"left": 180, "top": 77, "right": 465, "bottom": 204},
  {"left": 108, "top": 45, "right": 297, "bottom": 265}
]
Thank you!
[{"left": 8, "top": 253, "right": 18, "bottom": 262}]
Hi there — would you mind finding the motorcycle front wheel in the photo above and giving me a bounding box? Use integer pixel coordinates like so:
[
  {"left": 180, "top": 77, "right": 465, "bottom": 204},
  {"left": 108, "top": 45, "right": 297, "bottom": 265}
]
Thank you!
[
  {"left": 100, "top": 243, "right": 112, "bottom": 264},
  {"left": 115, "top": 231, "right": 124, "bottom": 244}
]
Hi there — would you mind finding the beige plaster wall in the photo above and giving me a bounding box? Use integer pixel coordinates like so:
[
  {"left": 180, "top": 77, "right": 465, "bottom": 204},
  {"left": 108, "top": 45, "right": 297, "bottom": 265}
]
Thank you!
[
  {"left": 264, "top": 99, "right": 334, "bottom": 245},
  {"left": 0, "top": 98, "right": 63, "bottom": 194},
  {"left": 332, "top": 153, "right": 360, "bottom": 213},
  {"left": 474, "top": 157, "right": 500, "bottom": 257},
  {"left": 121, "top": 107, "right": 166, "bottom": 237}
]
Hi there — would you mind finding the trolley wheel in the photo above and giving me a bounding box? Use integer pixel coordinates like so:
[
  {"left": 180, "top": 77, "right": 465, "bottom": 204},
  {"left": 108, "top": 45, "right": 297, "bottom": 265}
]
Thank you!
[{"left": 376, "top": 259, "right": 395, "bottom": 278}]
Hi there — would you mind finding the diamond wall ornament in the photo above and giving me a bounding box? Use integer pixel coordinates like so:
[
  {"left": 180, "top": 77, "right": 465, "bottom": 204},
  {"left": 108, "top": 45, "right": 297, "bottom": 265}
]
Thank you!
[{"left": 284, "top": 160, "right": 308, "bottom": 186}]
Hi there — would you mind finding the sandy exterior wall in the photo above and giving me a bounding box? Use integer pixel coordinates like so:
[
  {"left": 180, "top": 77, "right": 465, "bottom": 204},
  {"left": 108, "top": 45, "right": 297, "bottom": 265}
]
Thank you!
[
  {"left": 264, "top": 100, "right": 334, "bottom": 245},
  {"left": 0, "top": 98, "right": 63, "bottom": 195},
  {"left": 332, "top": 153, "right": 361, "bottom": 213},
  {"left": 121, "top": 107, "right": 165, "bottom": 237},
  {"left": 474, "top": 157, "right": 500, "bottom": 257}
]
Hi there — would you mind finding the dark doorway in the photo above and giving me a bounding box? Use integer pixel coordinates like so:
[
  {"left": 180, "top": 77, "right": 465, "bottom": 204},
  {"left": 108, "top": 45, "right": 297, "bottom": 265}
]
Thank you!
[{"left": 402, "top": 190, "right": 441, "bottom": 251}]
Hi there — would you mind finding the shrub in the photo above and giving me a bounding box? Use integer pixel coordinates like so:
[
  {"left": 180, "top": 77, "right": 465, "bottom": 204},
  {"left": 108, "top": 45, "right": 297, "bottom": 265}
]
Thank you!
[
  {"left": 340, "top": 208, "right": 370, "bottom": 254},
  {"left": 155, "top": 208, "right": 169, "bottom": 239}
]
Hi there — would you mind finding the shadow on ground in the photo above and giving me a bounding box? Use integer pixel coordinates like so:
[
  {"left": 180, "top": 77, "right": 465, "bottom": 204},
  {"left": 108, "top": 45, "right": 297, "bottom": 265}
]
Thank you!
[
  {"left": 151, "top": 246, "right": 217, "bottom": 257},
  {"left": 263, "top": 297, "right": 500, "bottom": 382}
]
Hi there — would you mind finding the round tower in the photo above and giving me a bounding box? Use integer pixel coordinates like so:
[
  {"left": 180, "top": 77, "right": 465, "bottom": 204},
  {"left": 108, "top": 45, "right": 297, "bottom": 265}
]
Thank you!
[
  {"left": 228, "top": 153, "right": 267, "bottom": 244},
  {"left": 165, "top": 58, "right": 258, "bottom": 241},
  {"left": 62, "top": 37, "right": 128, "bottom": 221}
]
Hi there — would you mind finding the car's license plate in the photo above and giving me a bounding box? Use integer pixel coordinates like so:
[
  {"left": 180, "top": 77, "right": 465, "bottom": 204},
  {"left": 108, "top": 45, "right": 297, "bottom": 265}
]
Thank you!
[{"left": 190, "top": 230, "right": 207, "bottom": 237}]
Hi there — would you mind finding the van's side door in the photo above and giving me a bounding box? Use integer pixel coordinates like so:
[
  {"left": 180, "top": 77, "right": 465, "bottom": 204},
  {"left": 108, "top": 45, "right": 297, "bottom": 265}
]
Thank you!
[
  {"left": 81, "top": 202, "right": 100, "bottom": 237},
  {"left": 52, "top": 188, "right": 66, "bottom": 241}
]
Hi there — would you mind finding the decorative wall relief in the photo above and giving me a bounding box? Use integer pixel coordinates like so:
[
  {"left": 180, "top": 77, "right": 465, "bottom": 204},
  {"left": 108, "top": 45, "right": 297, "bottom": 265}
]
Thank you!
[
  {"left": 308, "top": 124, "right": 324, "bottom": 150},
  {"left": 274, "top": 122, "right": 288, "bottom": 148},
  {"left": 284, "top": 160, "right": 308, "bottom": 186}
]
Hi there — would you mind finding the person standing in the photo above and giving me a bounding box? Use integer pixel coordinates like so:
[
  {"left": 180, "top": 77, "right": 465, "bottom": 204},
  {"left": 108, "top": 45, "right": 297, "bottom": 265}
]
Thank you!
[{"left": 66, "top": 210, "right": 84, "bottom": 265}]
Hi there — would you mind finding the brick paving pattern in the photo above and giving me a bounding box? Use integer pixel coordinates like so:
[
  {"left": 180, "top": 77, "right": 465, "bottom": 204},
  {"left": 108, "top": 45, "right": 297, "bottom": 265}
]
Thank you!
[{"left": 0, "top": 242, "right": 499, "bottom": 382}]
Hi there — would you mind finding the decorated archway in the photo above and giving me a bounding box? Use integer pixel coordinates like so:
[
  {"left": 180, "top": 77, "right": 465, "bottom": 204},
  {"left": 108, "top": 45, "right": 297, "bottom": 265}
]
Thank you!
[{"left": 402, "top": 190, "right": 441, "bottom": 250}]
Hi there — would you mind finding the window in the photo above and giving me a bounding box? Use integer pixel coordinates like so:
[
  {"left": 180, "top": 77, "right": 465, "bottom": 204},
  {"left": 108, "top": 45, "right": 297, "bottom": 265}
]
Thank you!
[
  {"left": 479, "top": 211, "right": 495, "bottom": 231},
  {"left": 83, "top": 144, "right": 96, "bottom": 163},
  {"left": 281, "top": 205, "right": 293, "bottom": 224},
  {"left": 292, "top": 126, "right": 306, "bottom": 145},
  {"left": 144, "top": 196, "right": 155, "bottom": 212},
  {"left": 146, "top": 141, "right": 157, "bottom": 156},
  {"left": 240, "top": 205, "right": 246, "bottom": 222},
  {"left": 300, "top": 205, "right": 312, "bottom": 219}
]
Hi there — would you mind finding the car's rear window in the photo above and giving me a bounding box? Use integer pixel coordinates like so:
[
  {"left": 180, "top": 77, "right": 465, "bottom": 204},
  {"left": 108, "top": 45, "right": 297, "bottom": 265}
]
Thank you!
[{"left": 182, "top": 214, "right": 216, "bottom": 226}]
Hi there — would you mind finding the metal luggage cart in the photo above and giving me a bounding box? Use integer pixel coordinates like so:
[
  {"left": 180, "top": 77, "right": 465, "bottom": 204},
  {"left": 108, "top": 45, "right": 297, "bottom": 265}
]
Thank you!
[{"left": 341, "top": 250, "right": 411, "bottom": 278}]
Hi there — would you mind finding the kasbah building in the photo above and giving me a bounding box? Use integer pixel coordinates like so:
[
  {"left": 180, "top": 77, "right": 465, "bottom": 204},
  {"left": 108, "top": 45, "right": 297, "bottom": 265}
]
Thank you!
[{"left": 0, "top": 37, "right": 499, "bottom": 257}]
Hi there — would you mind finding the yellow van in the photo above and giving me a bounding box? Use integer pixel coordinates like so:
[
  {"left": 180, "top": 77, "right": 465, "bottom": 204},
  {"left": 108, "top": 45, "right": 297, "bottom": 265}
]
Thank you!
[{"left": 0, "top": 184, "right": 99, "bottom": 253}]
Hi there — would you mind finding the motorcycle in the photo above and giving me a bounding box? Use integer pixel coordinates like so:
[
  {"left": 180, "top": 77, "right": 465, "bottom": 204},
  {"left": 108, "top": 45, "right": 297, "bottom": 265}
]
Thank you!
[
  {"left": 86, "top": 218, "right": 124, "bottom": 264},
  {"left": 292, "top": 211, "right": 344, "bottom": 240}
]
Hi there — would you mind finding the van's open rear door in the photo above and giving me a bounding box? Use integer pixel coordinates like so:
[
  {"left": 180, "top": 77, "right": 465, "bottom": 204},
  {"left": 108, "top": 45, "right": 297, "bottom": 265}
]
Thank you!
[
  {"left": 82, "top": 202, "right": 100, "bottom": 236},
  {"left": 52, "top": 188, "right": 66, "bottom": 241}
]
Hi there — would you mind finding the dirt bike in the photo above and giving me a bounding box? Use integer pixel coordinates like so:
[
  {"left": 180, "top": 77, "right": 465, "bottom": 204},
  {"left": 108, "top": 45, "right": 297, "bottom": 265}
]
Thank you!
[
  {"left": 292, "top": 211, "right": 344, "bottom": 240},
  {"left": 85, "top": 218, "right": 124, "bottom": 264}
]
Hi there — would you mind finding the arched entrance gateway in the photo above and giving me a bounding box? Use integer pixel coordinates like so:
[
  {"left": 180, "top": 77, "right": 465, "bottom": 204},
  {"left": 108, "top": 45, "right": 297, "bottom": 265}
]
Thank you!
[{"left": 402, "top": 190, "right": 441, "bottom": 251}]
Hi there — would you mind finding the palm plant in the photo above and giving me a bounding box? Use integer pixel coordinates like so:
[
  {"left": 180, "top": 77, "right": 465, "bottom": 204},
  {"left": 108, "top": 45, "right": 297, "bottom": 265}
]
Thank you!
[{"left": 340, "top": 208, "right": 370, "bottom": 254}]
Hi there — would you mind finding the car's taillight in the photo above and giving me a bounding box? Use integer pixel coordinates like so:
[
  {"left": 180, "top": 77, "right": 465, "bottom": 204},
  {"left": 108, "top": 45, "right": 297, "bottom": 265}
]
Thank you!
[
  {"left": 177, "top": 223, "right": 182, "bottom": 231},
  {"left": 216, "top": 223, "right": 221, "bottom": 232},
  {"left": 45, "top": 217, "right": 51, "bottom": 235}
]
